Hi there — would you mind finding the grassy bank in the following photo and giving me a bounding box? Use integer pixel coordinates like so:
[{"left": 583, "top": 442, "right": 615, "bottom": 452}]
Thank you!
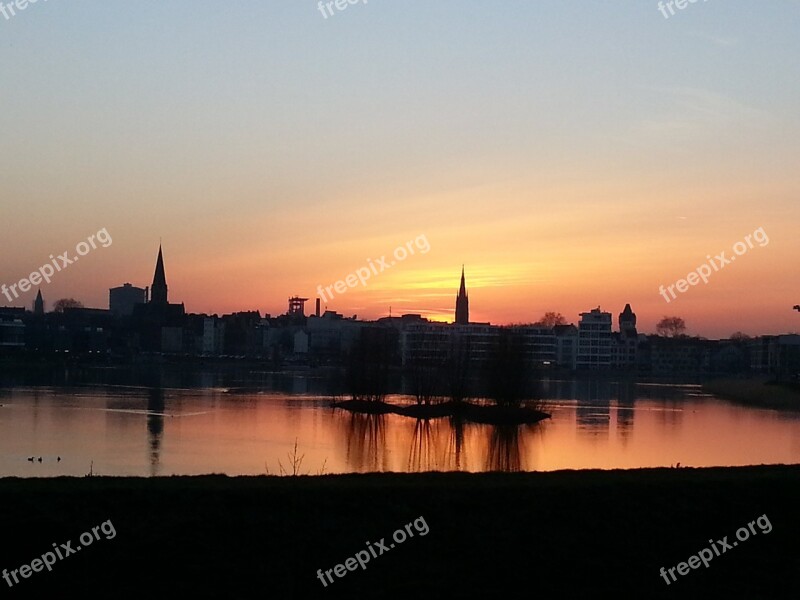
[
  {"left": 1, "top": 466, "right": 798, "bottom": 599},
  {"left": 703, "top": 376, "right": 800, "bottom": 410}
]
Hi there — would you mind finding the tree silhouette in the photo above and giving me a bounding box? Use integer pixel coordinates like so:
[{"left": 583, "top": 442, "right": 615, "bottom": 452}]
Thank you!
[
  {"left": 535, "top": 312, "right": 567, "bottom": 327},
  {"left": 656, "top": 316, "right": 686, "bottom": 338},
  {"left": 52, "top": 298, "right": 84, "bottom": 313},
  {"left": 345, "top": 328, "right": 392, "bottom": 402}
]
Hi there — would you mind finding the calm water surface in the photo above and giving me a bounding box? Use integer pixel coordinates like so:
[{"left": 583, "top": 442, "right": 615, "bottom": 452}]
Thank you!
[{"left": 1, "top": 382, "right": 799, "bottom": 476}]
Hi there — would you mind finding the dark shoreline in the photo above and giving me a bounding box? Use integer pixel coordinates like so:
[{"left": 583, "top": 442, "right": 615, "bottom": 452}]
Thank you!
[
  {"left": 0, "top": 465, "right": 798, "bottom": 599},
  {"left": 703, "top": 376, "right": 800, "bottom": 411}
]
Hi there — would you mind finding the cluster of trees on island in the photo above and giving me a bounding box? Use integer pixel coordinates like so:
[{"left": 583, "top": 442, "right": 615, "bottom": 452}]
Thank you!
[{"left": 339, "top": 329, "right": 549, "bottom": 425}]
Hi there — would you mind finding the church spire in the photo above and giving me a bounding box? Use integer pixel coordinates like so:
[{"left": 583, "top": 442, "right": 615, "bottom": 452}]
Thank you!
[
  {"left": 150, "top": 245, "right": 168, "bottom": 305},
  {"left": 455, "top": 265, "right": 469, "bottom": 325},
  {"left": 33, "top": 289, "right": 44, "bottom": 315}
]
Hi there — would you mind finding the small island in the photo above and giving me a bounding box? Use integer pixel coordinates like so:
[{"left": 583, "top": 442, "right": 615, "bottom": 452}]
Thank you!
[{"left": 331, "top": 399, "right": 550, "bottom": 425}]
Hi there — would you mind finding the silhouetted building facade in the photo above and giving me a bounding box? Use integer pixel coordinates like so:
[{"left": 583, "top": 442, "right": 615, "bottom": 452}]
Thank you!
[
  {"left": 131, "top": 245, "right": 186, "bottom": 352},
  {"left": 613, "top": 303, "right": 639, "bottom": 369},
  {"left": 619, "top": 303, "right": 636, "bottom": 335},
  {"left": 577, "top": 307, "right": 612, "bottom": 370},
  {"left": 0, "top": 308, "right": 26, "bottom": 350},
  {"left": 749, "top": 335, "right": 800, "bottom": 379},
  {"left": 647, "top": 335, "right": 712, "bottom": 374},
  {"left": 554, "top": 324, "right": 578, "bottom": 369},
  {"left": 110, "top": 283, "right": 147, "bottom": 316}
]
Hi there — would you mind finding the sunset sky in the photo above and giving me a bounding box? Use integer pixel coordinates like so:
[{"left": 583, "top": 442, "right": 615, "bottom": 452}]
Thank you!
[{"left": 1, "top": 1, "right": 799, "bottom": 338}]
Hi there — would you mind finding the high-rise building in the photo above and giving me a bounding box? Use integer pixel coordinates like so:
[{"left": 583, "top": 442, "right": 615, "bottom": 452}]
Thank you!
[
  {"left": 150, "top": 245, "right": 168, "bottom": 306},
  {"left": 577, "top": 307, "right": 612, "bottom": 369},
  {"left": 554, "top": 324, "right": 579, "bottom": 369},
  {"left": 455, "top": 266, "right": 469, "bottom": 325}
]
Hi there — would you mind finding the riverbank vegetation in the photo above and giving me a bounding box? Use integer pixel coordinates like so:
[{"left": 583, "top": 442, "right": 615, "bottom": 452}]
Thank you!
[{"left": 703, "top": 376, "right": 800, "bottom": 410}]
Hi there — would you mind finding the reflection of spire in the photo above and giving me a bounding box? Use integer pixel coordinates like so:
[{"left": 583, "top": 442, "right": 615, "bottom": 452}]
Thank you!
[{"left": 147, "top": 388, "right": 165, "bottom": 476}]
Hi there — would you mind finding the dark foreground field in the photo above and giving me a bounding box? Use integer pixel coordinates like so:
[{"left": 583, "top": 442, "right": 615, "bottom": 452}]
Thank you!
[{"left": 1, "top": 466, "right": 798, "bottom": 599}]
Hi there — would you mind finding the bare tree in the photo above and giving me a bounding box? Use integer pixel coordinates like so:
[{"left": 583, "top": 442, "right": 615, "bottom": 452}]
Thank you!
[
  {"left": 443, "top": 333, "right": 473, "bottom": 404},
  {"left": 407, "top": 356, "right": 443, "bottom": 406},
  {"left": 53, "top": 298, "right": 84, "bottom": 313},
  {"left": 535, "top": 312, "right": 567, "bottom": 328},
  {"left": 656, "top": 316, "right": 687, "bottom": 338},
  {"left": 484, "top": 329, "right": 531, "bottom": 408},
  {"left": 345, "top": 328, "right": 393, "bottom": 402}
]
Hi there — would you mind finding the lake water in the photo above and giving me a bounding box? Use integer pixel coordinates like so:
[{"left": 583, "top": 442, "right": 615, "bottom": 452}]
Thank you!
[{"left": 1, "top": 380, "right": 799, "bottom": 476}]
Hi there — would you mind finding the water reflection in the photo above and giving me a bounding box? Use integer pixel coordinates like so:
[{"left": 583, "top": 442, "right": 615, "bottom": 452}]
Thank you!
[
  {"left": 616, "top": 382, "right": 636, "bottom": 442},
  {"left": 147, "top": 388, "right": 164, "bottom": 476},
  {"left": 342, "top": 411, "right": 547, "bottom": 473},
  {"left": 402, "top": 417, "right": 473, "bottom": 472},
  {"left": 486, "top": 425, "right": 523, "bottom": 472},
  {"left": 407, "top": 418, "right": 436, "bottom": 472},
  {"left": 340, "top": 413, "right": 390, "bottom": 472},
  {"left": 2, "top": 381, "right": 800, "bottom": 477},
  {"left": 448, "top": 418, "right": 467, "bottom": 471}
]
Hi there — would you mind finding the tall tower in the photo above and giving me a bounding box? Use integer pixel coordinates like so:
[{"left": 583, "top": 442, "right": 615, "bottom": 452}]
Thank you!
[
  {"left": 455, "top": 266, "right": 469, "bottom": 325},
  {"left": 619, "top": 303, "right": 637, "bottom": 334},
  {"left": 33, "top": 289, "right": 44, "bottom": 315},
  {"left": 150, "top": 245, "right": 168, "bottom": 306},
  {"left": 288, "top": 296, "right": 308, "bottom": 316}
]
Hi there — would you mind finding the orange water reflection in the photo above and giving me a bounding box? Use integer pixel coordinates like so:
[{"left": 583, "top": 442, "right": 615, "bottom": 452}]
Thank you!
[{"left": 1, "top": 386, "right": 799, "bottom": 477}]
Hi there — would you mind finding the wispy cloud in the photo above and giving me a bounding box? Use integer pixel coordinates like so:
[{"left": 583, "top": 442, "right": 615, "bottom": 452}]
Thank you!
[
  {"left": 634, "top": 86, "right": 773, "bottom": 140},
  {"left": 686, "top": 31, "right": 739, "bottom": 47}
]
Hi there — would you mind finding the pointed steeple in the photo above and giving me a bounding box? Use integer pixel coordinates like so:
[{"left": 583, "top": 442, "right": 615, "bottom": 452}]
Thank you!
[
  {"left": 455, "top": 265, "right": 469, "bottom": 325},
  {"left": 150, "top": 245, "right": 168, "bottom": 305},
  {"left": 33, "top": 289, "right": 44, "bottom": 315}
]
